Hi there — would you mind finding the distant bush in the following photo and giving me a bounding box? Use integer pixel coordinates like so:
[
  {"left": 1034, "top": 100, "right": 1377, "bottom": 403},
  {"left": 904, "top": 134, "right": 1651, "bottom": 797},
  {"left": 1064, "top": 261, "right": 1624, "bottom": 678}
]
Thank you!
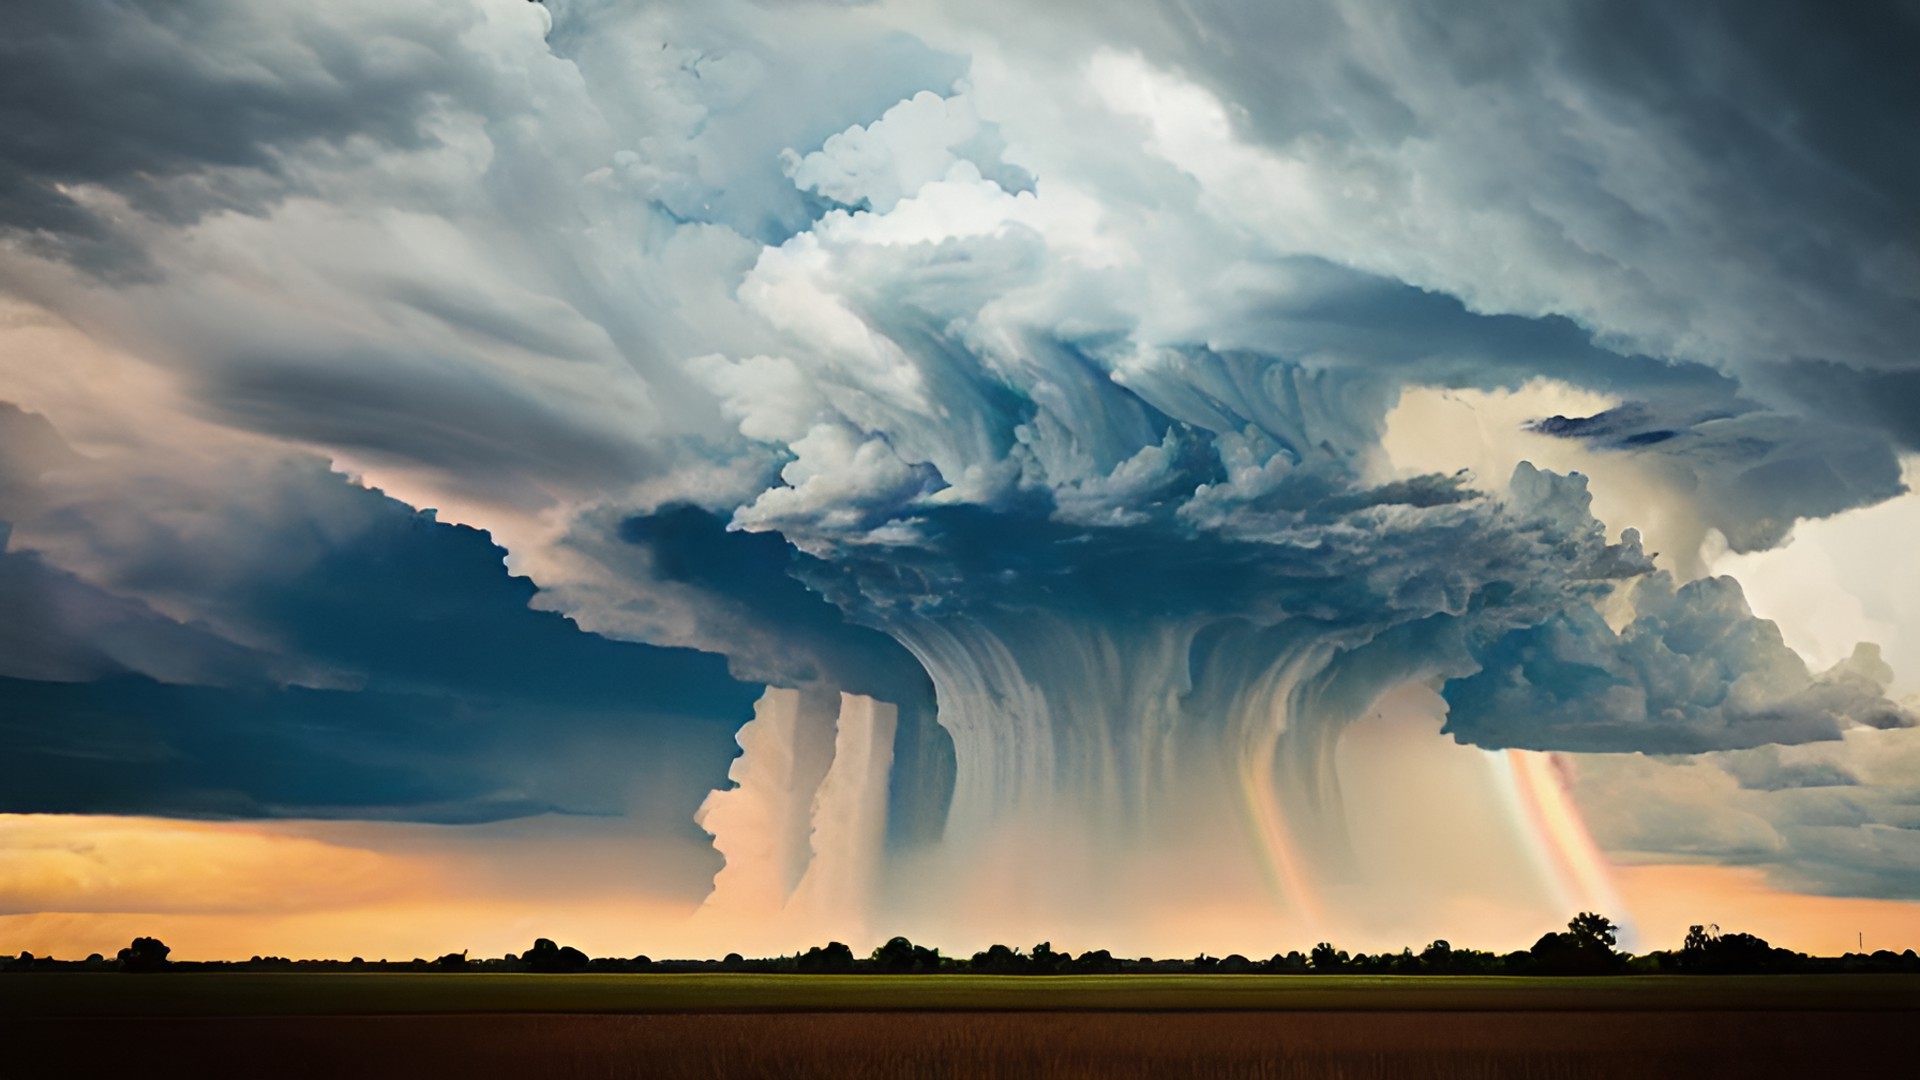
[
  {"left": 797, "top": 942, "right": 855, "bottom": 974},
  {"left": 523, "top": 938, "right": 589, "bottom": 974},
  {"left": 117, "top": 937, "right": 171, "bottom": 974}
]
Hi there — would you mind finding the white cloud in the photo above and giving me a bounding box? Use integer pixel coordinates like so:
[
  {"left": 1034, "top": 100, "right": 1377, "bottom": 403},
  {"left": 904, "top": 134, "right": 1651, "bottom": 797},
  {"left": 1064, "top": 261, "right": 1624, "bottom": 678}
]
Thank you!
[
  {"left": 1709, "top": 460, "right": 1920, "bottom": 696},
  {"left": 782, "top": 90, "right": 985, "bottom": 211}
]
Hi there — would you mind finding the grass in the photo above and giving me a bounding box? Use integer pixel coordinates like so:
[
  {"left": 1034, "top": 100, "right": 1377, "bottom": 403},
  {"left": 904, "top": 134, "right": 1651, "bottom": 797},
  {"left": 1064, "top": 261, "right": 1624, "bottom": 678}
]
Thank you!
[{"left": 7, "top": 971, "right": 1918, "bottom": 1017}]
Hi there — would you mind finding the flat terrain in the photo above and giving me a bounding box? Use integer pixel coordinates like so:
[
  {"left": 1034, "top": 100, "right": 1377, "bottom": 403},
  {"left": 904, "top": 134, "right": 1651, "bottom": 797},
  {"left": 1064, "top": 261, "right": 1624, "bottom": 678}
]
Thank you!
[
  {"left": 7, "top": 976, "right": 1915, "bottom": 1079},
  {"left": 8, "top": 971, "right": 1919, "bottom": 1015}
]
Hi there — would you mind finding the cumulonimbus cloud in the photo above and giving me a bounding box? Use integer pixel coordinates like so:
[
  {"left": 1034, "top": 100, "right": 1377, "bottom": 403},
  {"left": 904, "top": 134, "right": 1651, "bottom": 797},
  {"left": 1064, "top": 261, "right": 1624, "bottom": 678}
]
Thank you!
[{"left": 1, "top": 0, "right": 1917, "bottom": 912}]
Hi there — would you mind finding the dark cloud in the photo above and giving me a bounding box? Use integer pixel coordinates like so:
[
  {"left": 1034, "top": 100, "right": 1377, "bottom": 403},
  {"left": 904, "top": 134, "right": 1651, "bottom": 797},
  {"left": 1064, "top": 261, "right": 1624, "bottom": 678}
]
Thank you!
[
  {"left": 1137, "top": 0, "right": 1920, "bottom": 372},
  {"left": 1, "top": 405, "right": 274, "bottom": 685},
  {"left": 618, "top": 504, "right": 953, "bottom": 846},
  {"left": 0, "top": 549, "right": 269, "bottom": 686},
  {"left": 1150, "top": 261, "right": 1908, "bottom": 554},
  {"left": 0, "top": 674, "right": 575, "bottom": 822},
  {"left": 0, "top": 1, "right": 516, "bottom": 272},
  {"left": 0, "top": 429, "right": 760, "bottom": 826},
  {"left": 620, "top": 504, "right": 930, "bottom": 700},
  {"left": 1559, "top": 0, "right": 1920, "bottom": 236},
  {"left": 1445, "top": 576, "right": 1913, "bottom": 753},
  {"left": 4, "top": 0, "right": 1918, "bottom": 909},
  {"left": 1528, "top": 398, "right": 1907, "bottom": 553},
  {"left": 199, "top": 346, "right": 655, "bottom": 500},
  {"left": 0, "top": 669, "right": 754, "bottom": 826},
  {"left": 1757, "top": 361, "right": 1920, "bottom": 456},
  {"left": 245, "top": 494, "right": 748, "bottom": 719}
]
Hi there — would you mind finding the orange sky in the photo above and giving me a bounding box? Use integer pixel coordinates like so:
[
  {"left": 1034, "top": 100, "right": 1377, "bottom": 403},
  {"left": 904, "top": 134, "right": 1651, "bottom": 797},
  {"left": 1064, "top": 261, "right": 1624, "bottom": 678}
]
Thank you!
[
  {"left": 1613, "top": 863, "right": 1920, "bottom": 958},
  {"left": 4, "top": 813, "right": 1917, "bottom": 962},
  {"left": 0, "top": 814, "right": 720, "bottom": 962}
]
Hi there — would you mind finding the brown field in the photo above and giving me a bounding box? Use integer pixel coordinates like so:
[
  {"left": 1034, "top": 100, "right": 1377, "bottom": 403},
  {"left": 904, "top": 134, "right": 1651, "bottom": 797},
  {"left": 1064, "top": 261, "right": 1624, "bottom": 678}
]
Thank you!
[
  {"left": 7, "top": 1010, "right": 1911, "bottom": 1079},
  {"left": 7, "top": 975, "right": 1913, "bottom": 1078}
]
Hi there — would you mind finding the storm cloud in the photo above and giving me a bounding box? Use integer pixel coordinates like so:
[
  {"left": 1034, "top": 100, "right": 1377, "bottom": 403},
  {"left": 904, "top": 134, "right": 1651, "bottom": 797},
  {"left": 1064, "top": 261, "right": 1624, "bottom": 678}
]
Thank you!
[
  {"left": 3, "top": 0, "right": 1918, "bottom": 906},
  {"left": 0, "top": 404, "right": 757, "bottom": 826}
]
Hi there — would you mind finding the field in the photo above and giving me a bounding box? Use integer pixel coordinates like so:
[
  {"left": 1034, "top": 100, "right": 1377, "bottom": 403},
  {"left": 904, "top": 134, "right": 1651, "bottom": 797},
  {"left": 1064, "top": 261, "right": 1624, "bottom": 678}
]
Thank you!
[{"left": 7, "top": 974, "right": 1916, "bottom": 1079}]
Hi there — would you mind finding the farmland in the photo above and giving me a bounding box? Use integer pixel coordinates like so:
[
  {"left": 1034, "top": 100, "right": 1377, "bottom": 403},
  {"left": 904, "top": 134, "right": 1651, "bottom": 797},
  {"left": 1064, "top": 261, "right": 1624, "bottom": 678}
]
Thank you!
[
  {"left": 6, "top": 971, "right": 1919, "bottom": 1016},
  {"left": 6, "top": 974, "right": 1914, "bottom": 1078}
]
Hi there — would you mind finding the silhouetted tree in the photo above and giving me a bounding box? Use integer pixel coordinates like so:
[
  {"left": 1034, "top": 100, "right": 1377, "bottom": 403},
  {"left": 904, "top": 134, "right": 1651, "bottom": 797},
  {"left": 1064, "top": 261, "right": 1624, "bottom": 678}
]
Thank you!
[
  {"left": 1529, "top": 932, "right": 1581, "bottom": 972},
  {"left": 1309, "top": 942, "right": 1349, "bottom": 972},
  {"left": 434, "top": 950, "right": 470, "bottom": 971},
  {"left": 1711, "top": 933, "right": 1776, "bottom": 971},
  {"left": 1529, "top": 913, "right": 1623, "bottom": 975},
  {"left": 1683, "top": 924, "right": 1716, "bottom": 955},
  {"left": 117, "top": 937, "right": 171, "bottom": 973},
  {"left": 1029, "top": 942, "right": 1068, "bottom": 975},
  {"left": 524, "top": 938, "right": 589, "bottom": 973},
  {"left": 872, "top": 936, "right": 913, "bottom": 973},
  {"left": 1679, "top": 924, "right": 1783, "bottom": 973},
  {"left": 1071, "top": 948, "right": 1121, "bottom": 974},
  {"left": 797, "top": 941, "right": 855, "bottom": 973},
  {"left": 970, "top": 944, "right": 1027, "bottom": 974},
  {"left": 869, "top": 936, "right": 942, "bottom": 973},
  {"left": 1265, "top": 951, "right": 1309, "bottom": 973},
  {"left": 1567, "top": 912, "right": 1618, "bottom": 952}
]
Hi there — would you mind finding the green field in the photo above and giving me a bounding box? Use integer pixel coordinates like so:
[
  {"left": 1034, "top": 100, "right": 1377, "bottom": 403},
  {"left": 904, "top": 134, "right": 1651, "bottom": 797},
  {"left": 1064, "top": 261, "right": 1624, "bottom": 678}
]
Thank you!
[{"left": 8, "top": 972, "right": 1918, "bottom": 1017}]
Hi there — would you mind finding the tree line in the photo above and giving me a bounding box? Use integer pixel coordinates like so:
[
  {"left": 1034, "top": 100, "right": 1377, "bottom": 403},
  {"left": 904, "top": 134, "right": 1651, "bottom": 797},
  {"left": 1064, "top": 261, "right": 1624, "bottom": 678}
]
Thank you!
[{"left": 5, "top": 916, "right": 1918, "bottom": 976}]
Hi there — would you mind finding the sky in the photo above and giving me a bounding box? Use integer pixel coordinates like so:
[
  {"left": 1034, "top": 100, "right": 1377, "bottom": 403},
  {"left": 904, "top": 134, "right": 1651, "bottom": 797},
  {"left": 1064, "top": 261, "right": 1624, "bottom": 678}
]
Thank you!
[{"left": 2, "top": 0, "right": 1918, "bottom": 961}]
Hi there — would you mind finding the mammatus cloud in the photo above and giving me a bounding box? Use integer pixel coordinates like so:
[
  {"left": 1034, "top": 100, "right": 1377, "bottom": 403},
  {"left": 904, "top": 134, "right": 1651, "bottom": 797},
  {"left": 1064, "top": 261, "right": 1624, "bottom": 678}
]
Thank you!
[{"left": 1, "top": 0, "right": 1918, "bottom": 939}]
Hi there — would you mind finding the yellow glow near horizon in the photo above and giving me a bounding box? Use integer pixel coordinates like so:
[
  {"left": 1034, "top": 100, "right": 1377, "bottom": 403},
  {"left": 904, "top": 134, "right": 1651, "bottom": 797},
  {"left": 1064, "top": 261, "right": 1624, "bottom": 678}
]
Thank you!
[
  {"left": 4, "top": 813, "right": 1916, "bottom": 962},
  {"left": 0, "top": 814, "right": 716, "bottom": 962},
  {"left": 1614, "top": 864, "right": 1920, "bottom": 958}
]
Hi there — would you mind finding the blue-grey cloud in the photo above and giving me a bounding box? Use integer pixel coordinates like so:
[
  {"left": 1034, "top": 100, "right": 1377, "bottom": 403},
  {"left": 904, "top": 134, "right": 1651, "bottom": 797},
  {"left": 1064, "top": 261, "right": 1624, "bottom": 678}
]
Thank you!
[
  {"left": 1575, "top": 726, "right": 1920, "bottom": 901},
  {"left": 1082, "top": 0, "right": 1920, "bottom": 374},
  {"left": 0, "top": 405, "right": 758, "bottom": 826},
  {"left": 1719, "top": 746, "right": 1861, "bottom": 792},
  {"left": 0, "top": 403, "right": 79, "bottom": 511},
  {"left": 0, "top": 1, "right": 534, "bottom": 274},
  {"left": 2, "top": 0, "right": 1918, "bottom": 904},
  {"left": 1446, "top": 575, "right": 1913, "bottom": 753},
  {"left": 1529, "top": 400, "right": 1906, "bottom": 553},
  {"left": 0, "top": 549, "right": 270, "bottom": 686},
  {"left": 617, "top": 503, "right": 953, "bottom": 845}
]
